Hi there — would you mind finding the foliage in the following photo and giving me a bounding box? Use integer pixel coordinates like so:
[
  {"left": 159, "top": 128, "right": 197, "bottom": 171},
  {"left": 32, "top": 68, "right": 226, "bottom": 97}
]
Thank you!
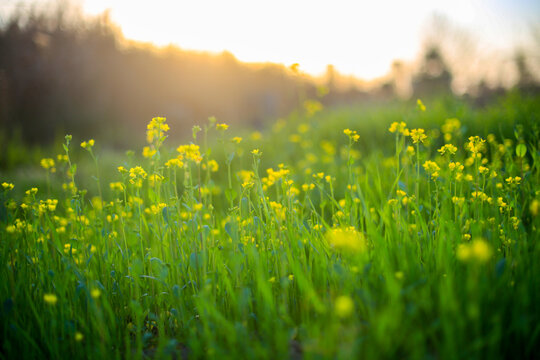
[{"left": 1, "top": 96, "right": 540, "bottom": 359}]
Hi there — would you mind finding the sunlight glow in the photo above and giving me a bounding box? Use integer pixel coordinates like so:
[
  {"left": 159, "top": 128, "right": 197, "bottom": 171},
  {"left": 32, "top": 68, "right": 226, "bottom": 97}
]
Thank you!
[{"left": 81, "top": 0, "right": 538, "bottom": 79}]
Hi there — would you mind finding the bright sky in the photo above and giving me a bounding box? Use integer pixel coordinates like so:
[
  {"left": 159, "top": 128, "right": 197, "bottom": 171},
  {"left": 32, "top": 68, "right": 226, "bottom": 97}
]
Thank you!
[{"left": 3, "top": 0, "right": 539, "bottom": 79}]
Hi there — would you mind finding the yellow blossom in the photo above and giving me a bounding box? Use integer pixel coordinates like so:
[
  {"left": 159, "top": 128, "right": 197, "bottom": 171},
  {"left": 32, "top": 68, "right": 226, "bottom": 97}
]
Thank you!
[
  {"left": 80, "top": 139, "right": 95, "bottom": 150},
  {"left": 43, "top": 293, "right": 58, "bottom": 305},
  {"left": 165, "top": 157, "right": 184, "bottom": 168},
  {"left": 410, "top": 129, "right": 427, "bottom": 144},
  {"left": 423, "top": 160, "right": 440, "bottom": 179},
  {"left": 457, "top": 238, "right": 492, "bottom": 263},
  {"left": 326, "top": 227, "right": 367, "bottom": 253},
  {"left": 216, "top": 123, "right": 229, "bottom": 131},
  {"left": 146, "top": 117, "right": 169, "bottom": 144},
  {"left": 177, "top": 144, "right": 202, "bottom": 163},
  {"left": 388, "top": 121, "right": 409, "bottom": 135},
  {"left": 2, "top": 182, "right": 14, "bottom": 191},
  {"left": 142, "top": 146, "right": 156, "bottom": 159},
  {"left": 466, "top": 136, "right": 486, "bottom": 155},
  {"left": 335, "top": 295, "right": 354, "bottom": 318},
  {"left": 90, "top": 289, "right": 101, "bottom": 299},
  {"left": 416, "top": 99, "right": 426, "bottom": 111},
  {"left": 40, "top": 158, "right": 56, "bottom": 172},
  {"left": 437, "top": 144, "right": 457, "bottom": 156}
]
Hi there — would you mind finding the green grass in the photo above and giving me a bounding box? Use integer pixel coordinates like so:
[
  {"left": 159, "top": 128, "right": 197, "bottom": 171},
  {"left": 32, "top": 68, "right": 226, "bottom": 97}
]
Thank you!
[{"left": 1, "top": 94, "right": 539, "bottom": 359}]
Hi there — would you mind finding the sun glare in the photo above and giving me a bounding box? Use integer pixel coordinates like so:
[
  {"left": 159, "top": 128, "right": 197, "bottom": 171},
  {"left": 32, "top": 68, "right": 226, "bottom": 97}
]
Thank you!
[{"left": 78, "top": 0, "right": 537, "bottom": 80}]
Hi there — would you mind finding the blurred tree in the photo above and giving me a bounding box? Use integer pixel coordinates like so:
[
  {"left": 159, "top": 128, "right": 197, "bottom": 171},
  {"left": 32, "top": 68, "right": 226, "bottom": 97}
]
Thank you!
[{"left": 412, "top": 45, "right": 453, "bottom": 99}]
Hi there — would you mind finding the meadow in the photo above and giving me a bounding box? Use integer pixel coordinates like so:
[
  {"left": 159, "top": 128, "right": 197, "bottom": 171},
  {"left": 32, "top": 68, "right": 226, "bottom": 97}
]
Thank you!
[{"left": 1, "top": 93, "right": 539, "bottom": 359}]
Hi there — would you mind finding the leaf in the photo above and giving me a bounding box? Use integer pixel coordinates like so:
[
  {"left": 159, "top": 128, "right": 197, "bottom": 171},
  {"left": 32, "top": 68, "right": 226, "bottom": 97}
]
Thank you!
[{"left": 516, "top": 143, "right": 527, "bottom": 158}]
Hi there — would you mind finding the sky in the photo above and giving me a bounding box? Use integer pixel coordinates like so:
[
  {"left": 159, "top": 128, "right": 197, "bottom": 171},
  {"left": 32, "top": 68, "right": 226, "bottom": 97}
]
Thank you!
[{"left": 2, "top": 0, "right": 539, "bottom": 80}]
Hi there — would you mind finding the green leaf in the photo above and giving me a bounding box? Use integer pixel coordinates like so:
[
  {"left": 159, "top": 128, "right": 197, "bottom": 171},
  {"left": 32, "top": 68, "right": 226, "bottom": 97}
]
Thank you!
[{"left": 516, "top": 143, "right": 527, "bottom": 158}]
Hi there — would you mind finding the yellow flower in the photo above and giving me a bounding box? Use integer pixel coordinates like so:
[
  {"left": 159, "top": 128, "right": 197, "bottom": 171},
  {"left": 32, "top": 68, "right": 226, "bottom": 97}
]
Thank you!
[
  {"left": 142, "top": 146, "right": 156, "bottom": 159},
  {"left": 437, "top": 144, "right": 457, "bottom": 156},
  {"left": 109, "top": 182, "right": 125, "bottom": 192},
  {"left": 530, "top": 199, "right": 539, "bottom": 217},
  {"left": 148, "top": 174, "right": 164, "bottom": 187},
  {"left": 129, "top": 166, "right": 147, "bottom": 179},
  {"left": 90, "top": 289, "right": 101, "bottom": 299},
  {"left": 231, "top": 136, "right": 242, "bottom": 144},
  {"left": 216, "top": 123, "right": 229, "bottom": 131},
  {"left": 416, "top": 99, "right": 426, "bottom": 111},
  {"left": 466, "top": 136, "right": 486, "bottom": 155},
  {"left": 251, "top": 149, "right": 261, "bottom": 156},
  {"left": 165, "top": 157, "right": 184, "bottom": 168},
  {"left": 388, "top": 121, "right": 408, "bottom": 135},
  {"left": 423, "top": 160, "right": 440, "bottom": 179},
  {"left": 193, "top": 203, "right": 203, "bottom": 212},
  {"left": 505, "top": 176, "right": 521, "bottom": 185},
  {"left": 343, "top": 129, "right": 360, "bottom": 142},
  {"left": 303, "top": 99, "right": 323, "bottom": 117},
  {"left": 177, "top": 144, "right": 202, "bottom": 163},
  {"left": 457, "top": 238, "right": 492, "bottom": 264},
  {"left": 203, "top": 159, "right": 219, "bottom": 172},
  {"left": 250, "top": 131, "right": 262, "bottom": 140},
  {"left": 40, "top": 158, "right": 56, "bottom": 172},
  {"left": 2, "top": 182, "right": 14, "bottom": 191},
  {"left": 25, "top": 187, "right": 38, "bottom": 196},
  {"left": 441, "top": 118, "right": 461, "bottom": 135},
  {"left": 410, "top": 129, "right": 427, "bottom": 144},
  {"left": 43, "top": 293, "right": 58, "bottom": 305},
  {"left": 326, "top": 227, "right": 366, "bottom": 253},
  {"left": 146, "top": 117, "right": 169, "bottom": 144},
  {"left": 335, "top": 295, "right": 354, "bottom": 318},
  {"left": 80, "top": 139, "right": 95, "bottom": 150},
  {"left": 479, "top": 166, "right": 489, "bottom": 175}
]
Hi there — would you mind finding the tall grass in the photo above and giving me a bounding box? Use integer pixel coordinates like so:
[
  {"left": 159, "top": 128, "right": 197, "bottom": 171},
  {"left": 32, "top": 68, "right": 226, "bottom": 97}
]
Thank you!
[{"left": 1, "top": 95, "right": 539, "bottom": 359}]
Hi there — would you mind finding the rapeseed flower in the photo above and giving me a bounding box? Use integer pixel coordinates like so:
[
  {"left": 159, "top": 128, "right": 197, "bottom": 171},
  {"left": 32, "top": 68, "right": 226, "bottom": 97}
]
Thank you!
[
  {"left": 2, "top": 182, "right": 14, "bottom": 191},
  {"left": 326, "top": 227, "right": 366, "bottom": 253},
  {"left": 335, "top": 295, "right": 354, "bottom": 318},
  {"left": 216, "top": 123, "right": 229, "bottom": 131},
  {"left": 437, "top": 144, "right": 457, "bottom": 156},
  {"left": 457, "top": 238, "right": 492, "bottom": 264},
  {"left": 388, "top": 121, "right": 409, "bottom": 135},
  {"left": 43, "top": 293, "right": 58, "bottom": 305},
  {"left": 80, "top": 139, "right": 95, "bottom": 150},
  {"left": 410, "top": 129, "right": 427, "bottom": 144}
]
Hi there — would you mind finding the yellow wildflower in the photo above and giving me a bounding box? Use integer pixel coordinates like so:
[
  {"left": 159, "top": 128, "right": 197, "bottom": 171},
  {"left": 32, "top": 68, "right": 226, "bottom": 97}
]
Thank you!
[
  {"left": 43, "top": 293, "right": 58, "bottom": 305},
  {"left": 326, "top": 227, "right": 366, "bottom": 253},
  {"left": 410, "top": 129, "right": 427, "bottom": 144},
  {"left": 457, "top": 238, "right": 492, "bottom": 263},
  {"left": 416, "top": 99, "right": 426, "bottom": 111},
  {"left": 80, "top": 139, "right": 95, "bottom": 150},
  {"left": 146, "top": 117, "right": 169, "bottom": 144},
  {"left": 437, "top": 144, "right": 457, "bottom": 156},
  {"left": 388, "top": 121, "right": 409, "bottom": 135},
  {"left": 335, "top": 295, "right": 354, "bottom": 318},
  {"left": 90, "top": 289, "right": 101, "bottom": 299},
  {"left": 2, "top": 182, "right": 14, "bottom": 191},
  {"left": 40, "top": 158, "right": 56, "bottom": 172},
  {"left": 216, "top": 123, "right": 229, "bottom": 131}
]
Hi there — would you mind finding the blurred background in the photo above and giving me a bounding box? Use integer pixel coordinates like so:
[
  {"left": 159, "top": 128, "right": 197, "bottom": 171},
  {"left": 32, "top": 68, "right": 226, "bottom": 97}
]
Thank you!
[{"left": 0, "top": 0, "right": 539, "bottom": 158}]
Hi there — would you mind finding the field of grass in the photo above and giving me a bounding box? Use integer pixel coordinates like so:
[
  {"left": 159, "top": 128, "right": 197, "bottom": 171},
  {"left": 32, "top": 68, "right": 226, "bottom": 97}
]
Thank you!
[{"left": 1, "top": 93, "right": 540, "bottom": 359}]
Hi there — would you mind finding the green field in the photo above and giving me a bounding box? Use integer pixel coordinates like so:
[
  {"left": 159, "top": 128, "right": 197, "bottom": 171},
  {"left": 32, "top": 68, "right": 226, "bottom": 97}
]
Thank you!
[{"left": 1, "top": 93, "right": 540, "bottom": 359}]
